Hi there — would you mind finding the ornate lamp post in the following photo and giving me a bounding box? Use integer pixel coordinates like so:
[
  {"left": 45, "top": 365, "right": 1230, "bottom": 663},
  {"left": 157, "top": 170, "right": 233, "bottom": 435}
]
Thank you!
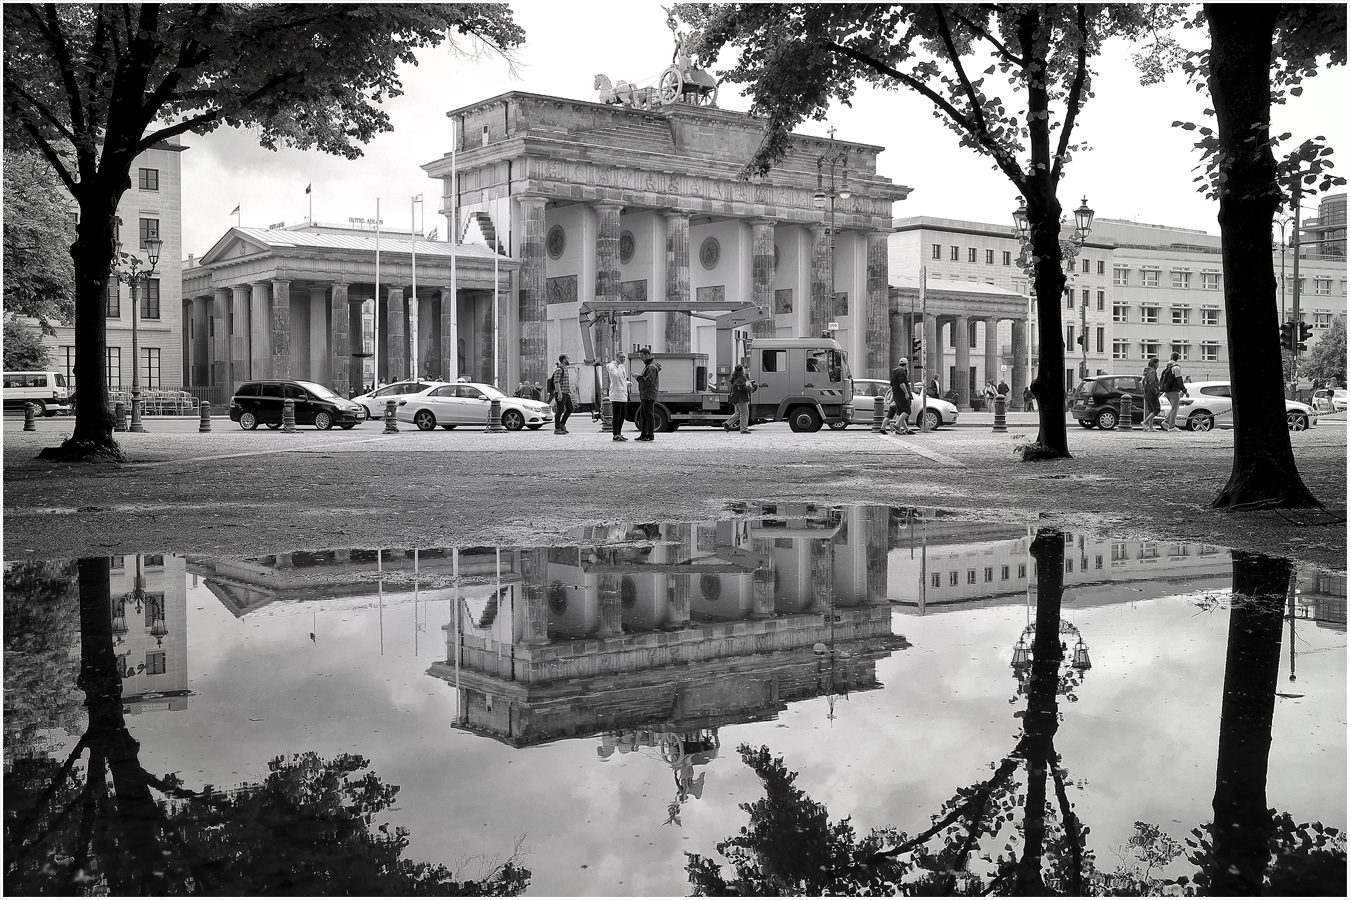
[
  {"left": 1011, "top": 196, "right": 1094, "bottom": 382},
  {"left": 113, "top": 555, "right": 168, "bottom": 647},
  {"left": 1009, "top": 618, "right": 1091, "bottom": 700},
  {"left": 113, "top": 232, "right": 163, "bottom": 433},
  {"left": 813, "top": 127, "right": 852, "bottom": 336}
]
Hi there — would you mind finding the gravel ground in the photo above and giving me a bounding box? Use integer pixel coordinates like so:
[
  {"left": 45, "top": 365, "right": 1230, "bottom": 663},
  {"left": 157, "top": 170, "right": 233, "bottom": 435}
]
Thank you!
[{"left": 3, "top": 413, "right": 1345, "bottom": 571}]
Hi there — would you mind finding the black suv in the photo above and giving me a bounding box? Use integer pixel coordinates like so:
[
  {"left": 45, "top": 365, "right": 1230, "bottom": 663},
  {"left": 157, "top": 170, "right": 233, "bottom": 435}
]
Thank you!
[
  {"left": 1070, "top": 375, "right": 1145, "bottom": 430},
  {"left": 229, "top": 380, "right": 364, "bottom": 431}
]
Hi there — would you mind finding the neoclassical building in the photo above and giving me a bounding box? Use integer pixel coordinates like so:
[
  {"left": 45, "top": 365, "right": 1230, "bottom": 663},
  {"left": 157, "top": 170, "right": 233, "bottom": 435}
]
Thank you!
[{"left": 425, "top": 91, "right": 912, "bottom": 387}]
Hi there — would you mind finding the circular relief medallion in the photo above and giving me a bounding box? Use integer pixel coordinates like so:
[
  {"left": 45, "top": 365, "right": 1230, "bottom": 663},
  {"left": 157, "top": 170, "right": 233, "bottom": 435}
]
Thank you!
[
  {"left": 619, "top": 230, "right": 635, "bottom": 264},
  {"left": 546, "top": 225, "right": 565, "bottom": 260},
  {"left": 699, "top": 236, "right": 720, "bottom": 271}
]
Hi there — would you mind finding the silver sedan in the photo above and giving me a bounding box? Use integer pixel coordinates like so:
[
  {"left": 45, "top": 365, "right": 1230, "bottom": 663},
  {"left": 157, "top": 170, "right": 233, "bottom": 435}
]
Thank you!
[{"left": 396, "top": 382, "right": 554, "bottom": 431}]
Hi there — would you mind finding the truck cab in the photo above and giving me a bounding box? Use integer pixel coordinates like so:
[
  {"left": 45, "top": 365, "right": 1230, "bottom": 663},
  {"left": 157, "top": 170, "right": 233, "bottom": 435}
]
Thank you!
[{"left": 748, "top": 338, "right": 853, "bottom": 432}]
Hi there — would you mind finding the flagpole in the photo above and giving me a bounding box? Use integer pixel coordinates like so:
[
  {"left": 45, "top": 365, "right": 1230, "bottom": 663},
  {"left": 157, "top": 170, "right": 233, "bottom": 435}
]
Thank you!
[
  {"left": 411, "top": 195, "right": 421, "bottom": 378},
  {"left": 449, "top": 117, "right": 459, "bottom": 381},
  {"left": 493, "top": 196, "right": 499, "bottom": 389},
  {"left": 374, "top": 198, "right": 381, "bottom": 389},
  {"left": 308, "top": 184, "right": 313, "bottom": 224}
]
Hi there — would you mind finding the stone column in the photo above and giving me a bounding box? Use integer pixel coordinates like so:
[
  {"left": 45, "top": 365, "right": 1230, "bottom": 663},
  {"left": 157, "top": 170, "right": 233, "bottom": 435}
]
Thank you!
[
  {"left": 439, "top": 287, "right": 458, "bottom": 381},
  {"left": 954, "top": 314, "right": 971, "bottom": 408},
  {"left": 596, "top": 575, "right": 623, "bottom": 638},
  {"left": 750, "top": 218, "right": 777, "bottom": 339},
  {"left": 517, "top": 195, "right": 548, "bottom": 387},
  {"left": 212, "top": 288, "right": 231, "bottom": 391},
  {"left": 810, "top": 224, "right": 831, "bottom": 337},
  {"left": 888, "top": 301, "right": 905, "bottom": 368},
  {"left": 926, "top": 314, "right": 942, "bottom": 393},
  {"left": 271, "top": 279, "right": 292, "bottom": 380},
  {"left": 329, "top": 282, "right": 351, "bottom": 396},
  {"left": 519, "top": 548, "right": 551, "bottom": 646},
  {"left": 230, "top": 285, "right": 250, "bottom": 382},
  {"left": 1011, "top": 318, "right": 1029, "bottom": 401},
  {"left": 249, "top": 282, "right": 270, "bottom": 379},
  {"left": 665, "top": 523, "right": 692, "bottom": 627},
  {"left": 865, "top": 230, "right": 890, "bottom": 377},
  {"left": 385, "top": 287, "right": 406, "bottom": 382},
  {"left": 191, "top": 297, "right": 210, "bottom": 387},
  {"left": 418, "top": 293, "right": 437, "bottom": 380},
  {"left": 751, "top": 538, "right": 775, "bottom": 618},
  {"left": 308, "top": 287, "right": 328, "bottom": 383},
  {"left": 985, "top": 318, "right": 1000, "bottom": 389},
  {"left": 664, "top": 211, "right": 691, "bottom": 351},
  {"left": 593, "top": 201, "right": 623, "bottom": 360}
]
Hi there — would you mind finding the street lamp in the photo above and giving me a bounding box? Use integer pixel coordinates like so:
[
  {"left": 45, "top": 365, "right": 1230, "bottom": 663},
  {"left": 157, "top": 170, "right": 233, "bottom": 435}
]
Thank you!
[
  {"left": 1011, "top": 195, "right": 1094, "bottom": 382},
  {"left": 115, "top": 555, "right": 168, "bottom": 647},
  {"left": 1009, "top": 618, "right": 1092, "bottom": 699},
  {"left": 113, "top": 230, "right": 163, "bottom": 433},
  {"left": 813, "top": 126, "right": 851, "bottom": 336}
]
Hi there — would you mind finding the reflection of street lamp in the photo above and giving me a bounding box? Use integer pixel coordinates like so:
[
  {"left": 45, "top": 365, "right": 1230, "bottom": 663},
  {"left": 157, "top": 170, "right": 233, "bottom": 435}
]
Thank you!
[
  {"left": 1011, "top": 196, "right": 1094, "bottom": 381},
  {"left": 117, "top": 555, "right": 168, "bottom": 646},
  {"left": 112, "top": 230, "right": 163, "bottom": 433},
  {"left": 813, "top": 127, "right": 851, "bottom": 335},
  {"left": 1009, "top": 618, "right": 1091, "bottom": 698}
]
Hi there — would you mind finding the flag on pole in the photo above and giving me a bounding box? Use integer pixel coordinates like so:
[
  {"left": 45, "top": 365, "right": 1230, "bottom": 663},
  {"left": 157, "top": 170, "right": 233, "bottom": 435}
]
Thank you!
[
  {"left": 305, "top": 184, "right": 311, "bottom": 195},
  {"left": 230, "top": 204, "right": 240, "bottom": 215}
]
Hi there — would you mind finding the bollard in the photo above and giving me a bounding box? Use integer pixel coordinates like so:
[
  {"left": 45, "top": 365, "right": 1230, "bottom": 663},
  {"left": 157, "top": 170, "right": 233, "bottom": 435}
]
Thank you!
[
  {"left": 22, "top": 403, "right": 37, "bottom": 432},
  {"left": 383, "top": 399, "right": 399, "bottom": 434},
  {"left": 198, "top": 400, "right": 212, "bottom": 433},
  {"left": 992, "top": 394, "right": 1007, "bottom": 433},
  {"left": 600, "top": 395, "right": 612, "bottom": 432},
  {"left": 872, "top": 395, "right": 885, "bottom": 433},
  {"left": 486, "top": 397, "right": 506, "bottom": 433},
  {"left": 1119, "top": 393, "right": 1134, "bottom": 432},
  {"left": 282, "top": 398, "right": 297, "bottom": 433},
  {"left": 114, "top": 401, "right": 127, "bottom": 432}
]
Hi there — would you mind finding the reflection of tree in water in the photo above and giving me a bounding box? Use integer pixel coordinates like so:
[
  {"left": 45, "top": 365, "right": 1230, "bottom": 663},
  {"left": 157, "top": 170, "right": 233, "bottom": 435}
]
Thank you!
[
  {"left": 4, "top": 557, "right": 531, "bottom": 896},
  {"left": 686, "top": 540, "right": 1347, "bottom": 895},
  {"left": 3, "top": 560, "right": 84, "bottom": 758}
]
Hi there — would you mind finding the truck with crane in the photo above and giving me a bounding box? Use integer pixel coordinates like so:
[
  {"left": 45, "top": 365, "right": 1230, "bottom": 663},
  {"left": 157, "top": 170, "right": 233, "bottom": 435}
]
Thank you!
[{"left": 575, "top": 300, "right": 854, "bottom": 432}]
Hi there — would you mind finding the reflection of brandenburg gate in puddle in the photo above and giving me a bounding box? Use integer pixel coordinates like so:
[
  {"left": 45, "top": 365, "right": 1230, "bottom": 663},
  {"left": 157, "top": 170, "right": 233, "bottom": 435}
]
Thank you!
[{"left": 427, "top": 504, "right": 909, "bottom": 749}]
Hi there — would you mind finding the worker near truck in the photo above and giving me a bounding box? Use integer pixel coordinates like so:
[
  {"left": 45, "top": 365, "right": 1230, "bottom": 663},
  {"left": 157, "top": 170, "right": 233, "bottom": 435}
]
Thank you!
[
  {"left": 634, "top": 348, "right": 661, "bottom": 442},
  {"left": 606, "top": 351, "right": 631, "bottom": 442},
  {"left": 723, "top": 364, "right": 761, "bottom": 434}
]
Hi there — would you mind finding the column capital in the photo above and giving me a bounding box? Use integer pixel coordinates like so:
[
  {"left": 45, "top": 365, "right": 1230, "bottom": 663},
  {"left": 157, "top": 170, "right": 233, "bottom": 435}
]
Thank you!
[
  {"left": 663, "top": 209, "right": 691, "bottom": 222},
  {"left": 271, "top": 277, "right": 291, "bottom": 286},
  {"left": 748, "top": 217, "right": 778, "bottom": 228},
  {"left": 811, "top": 223, "right": 830, "bottom": 235},
  {"left": 593, "top": 200, "right": 624, "bottom": 213}
]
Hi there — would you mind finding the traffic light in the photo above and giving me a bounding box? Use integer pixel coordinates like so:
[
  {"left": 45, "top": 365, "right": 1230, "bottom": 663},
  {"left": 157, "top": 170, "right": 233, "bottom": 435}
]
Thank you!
[
  {"left": 1280, "top": 321, "right": 1295, "bottom": 352},
  {"left": 1298, "top": 321, "right": 1313, "bottom": 352},
  {"left": 911, "top": 336, "right": 922, "bottom": 358}
]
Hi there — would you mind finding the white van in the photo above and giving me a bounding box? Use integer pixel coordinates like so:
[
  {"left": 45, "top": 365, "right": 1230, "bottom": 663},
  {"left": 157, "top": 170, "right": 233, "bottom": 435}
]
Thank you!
[{"left": 3, "top": 371, "right": 73, "bottom": 416}]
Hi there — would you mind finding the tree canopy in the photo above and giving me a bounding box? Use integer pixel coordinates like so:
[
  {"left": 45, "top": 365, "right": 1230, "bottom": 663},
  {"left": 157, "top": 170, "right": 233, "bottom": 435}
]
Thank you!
[
  {"left": 1302, "top": 315, "right": 1346, "bottom": 385},
  {"left": 2, "top": 316, "right": 54, "bottom": 371},
  {"left": 3, "top": 149, "right": 77, "bottom": 331}
]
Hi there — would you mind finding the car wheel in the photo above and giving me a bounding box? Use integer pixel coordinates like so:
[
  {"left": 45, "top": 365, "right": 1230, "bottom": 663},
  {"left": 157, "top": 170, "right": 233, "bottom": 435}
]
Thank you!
[
  {"left": 266, "top": 422, "right": 282, "bottom": 430},
  {"left": 1287, "top": 412, "right": 1309, "bottom": 431},
  {"left": 1095, "top": 408, "right": 1119, "bottom": 430},
  {"left": 413, "top": 410, "right": 437, "bottom": 431},
  {"left": 240, "top": 411, "right": 259, "bottom": 430},
  {"left": 361, "top": 404, "right": 374, "bottom": 421},
  {"left": 28, "top": 400, "right": 46, "bottom": 417},
  {"left": 1078, "top": 420, "right": 1094, "bottom": 429},
  {"left": 501, "top": 409, "right": 525, "bottom": 431},
  {"left": 439, "top": 423, "right": 457, "bottom": 430},
  {"left": 787, "top": 406, "right": 822, "bottom": 433},
  {"left": 1187, "top": 412, "right": 1214, "bottom": 432},
  {"left": 339, "top": 423, "right": 356, "bottom": 429},
  {"left": 922, "top": 409, "right": 941, "bottom": 432},
  {"left": 314, "top": 411, "right": 333, "bottom": 431},
  {"left": 828, "top": 419, "right": 848, "bottom": 430}
]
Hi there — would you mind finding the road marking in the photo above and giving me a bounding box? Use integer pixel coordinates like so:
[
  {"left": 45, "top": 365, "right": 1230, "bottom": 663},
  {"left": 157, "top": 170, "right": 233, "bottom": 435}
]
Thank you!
[
  {"left": 122, "top": 435, "right": 400, "bottom": 467},
  {"left": 877, "top": 433, "right": 966, "bottom": 467}
]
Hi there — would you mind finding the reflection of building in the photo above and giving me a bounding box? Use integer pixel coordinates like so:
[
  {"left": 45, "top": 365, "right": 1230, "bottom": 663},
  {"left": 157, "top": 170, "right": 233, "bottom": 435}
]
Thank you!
[
  {"left": 1297, "top": 567, "right": 1347, "bottom": 632},
  {"left": 109, "top": 554, "right": 191, "bottom": 713},
  {"left": 427, "top": 505, "right": 907, "bottom": 748}
]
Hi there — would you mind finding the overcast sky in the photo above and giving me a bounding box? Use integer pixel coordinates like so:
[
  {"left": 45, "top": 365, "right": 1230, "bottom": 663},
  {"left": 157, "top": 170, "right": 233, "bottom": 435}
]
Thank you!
[{"left": 180, "top": 2, "right": 1348, "bottom": 260}]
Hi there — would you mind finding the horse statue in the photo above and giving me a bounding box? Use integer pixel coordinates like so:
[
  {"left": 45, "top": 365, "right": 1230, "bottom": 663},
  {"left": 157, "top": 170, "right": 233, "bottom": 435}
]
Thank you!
[{"left": 594, "top": 73, "right": 659, "bottom": 110}]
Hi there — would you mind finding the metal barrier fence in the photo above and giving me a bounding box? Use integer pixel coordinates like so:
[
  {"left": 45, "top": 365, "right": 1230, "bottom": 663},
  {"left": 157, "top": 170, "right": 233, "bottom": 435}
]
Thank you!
[{"left": 89, "top": 385, "right": 230, "bottom": 415}]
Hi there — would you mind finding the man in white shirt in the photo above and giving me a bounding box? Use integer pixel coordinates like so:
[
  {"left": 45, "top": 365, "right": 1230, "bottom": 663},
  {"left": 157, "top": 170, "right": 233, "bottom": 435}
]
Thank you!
[{"left": 605, "top": 351, "right": 631, "bottom": 441}]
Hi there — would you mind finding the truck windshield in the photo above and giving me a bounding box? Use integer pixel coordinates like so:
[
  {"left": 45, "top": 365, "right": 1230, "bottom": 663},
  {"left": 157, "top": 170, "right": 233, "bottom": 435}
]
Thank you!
[{"left": 826, "top": 350, "right": 844, "bottom": 383}]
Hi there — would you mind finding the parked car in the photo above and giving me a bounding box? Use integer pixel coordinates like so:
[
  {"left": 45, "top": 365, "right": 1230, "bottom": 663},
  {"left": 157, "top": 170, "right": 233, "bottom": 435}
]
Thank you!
[
  {"left": 352, "top": 380, "right": 447, "bottom": 420},
  {"left": 1070, "top": 375, "right": 1146, "bottom": 430},
  {"left": 843, "top": 378, "right": 960, "bottom": 431},
  {"left": 1157, "top": 380, "right": 1317, "bottom": 432},
  {"left": 1336, "top": 388, "right": 1349, "bottom": 412},
  {"left": 3, "top": 370, "right": 73, "bottom": 416},
  {"left": 229, "top": 380, "right": 365, "bottom": 430},
  {"left": 396, "top": 381, "right": 554, "bottom": 431}
]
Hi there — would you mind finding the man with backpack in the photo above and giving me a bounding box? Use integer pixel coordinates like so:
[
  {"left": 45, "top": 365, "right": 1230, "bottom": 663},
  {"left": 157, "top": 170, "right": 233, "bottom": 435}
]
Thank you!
[
  {"left": 1159, "top": 352, "right": 1188, "bottom": 431},
  {"left": 548, "top": 354, "right": 573, "bottom": 434}
]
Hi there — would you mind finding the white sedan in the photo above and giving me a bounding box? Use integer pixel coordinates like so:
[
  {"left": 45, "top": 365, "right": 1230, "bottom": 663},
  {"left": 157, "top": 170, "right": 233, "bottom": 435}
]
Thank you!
[
  {"left": 844, "top": 379, "right": 960, "bottom": 431},
  {"left": 1158, "top": 381, "right": 1316, "bottom": 431},
  {"left": 352, "top": 380, "right": 447, "bottom": 420},
  {"left": 395, "top": 382, "right": 554, "bottom": 431}
]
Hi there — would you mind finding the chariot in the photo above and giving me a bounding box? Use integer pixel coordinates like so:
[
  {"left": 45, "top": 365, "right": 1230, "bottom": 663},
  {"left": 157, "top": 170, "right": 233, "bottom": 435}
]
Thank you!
[{"left": 655, "top": 61, "right": 718, "bottom": 107}]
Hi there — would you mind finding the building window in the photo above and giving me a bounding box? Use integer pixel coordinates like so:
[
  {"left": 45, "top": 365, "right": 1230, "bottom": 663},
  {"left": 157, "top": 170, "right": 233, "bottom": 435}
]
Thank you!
[
  {"left": 969, "top": 320, "right": 978, "bottom": 348},
  {"left": 984, "top": 248, "right": 994, "bottom": 264},
  {"left": 1141, "top": 341, "right": 1160, "bottom": 359},
  {"left": 1113, "top": 304, "right": 1128, "bottom": 323},
  {"left": 1201, "top": 342, "right": 1219, "bottom": 362},
  {"left": 1000, "top": 565, "right": 1010, "bottom": 580},
  {"left": 1097, "top": 260, "right": 1105, "bottom": 275},
  {"left": 1097, "top": 290, "right": 1105, "bottom": 311},
  {"left": 1170, "top": 342, "right": 1190, "bottom": 361},
  {"left": 982, "top": 566, "right": 992, "bottom": 582},
  {"left": 61, "top": 346, "right": 76, "bottom": 384},
  {"left": 1113, "top": 267, "right": 1128, "bottom": 286},
  {"left": 1065, "top": 557, "right": 1074, "bottom": 573},
  {"left": 106, "top": 347, "right": 121, "bottom": 388},
  {"left": 105, "top": 282, "right": 120, "bottom": 318},
  {"left": 1002, "top": 250, "right": 1012, "bottom": 266},
  {"left": 1141, "top": 305, "right": 1159, "bottom": 324},
  {"left": 1314, "top": 312, "right": 1333, "bottom": 328},
  {"left": 1080, "top": 258, "right": 1089, "bottom": 274},
  {"left": 1201, "top": 307, "right": 1220, "bottom": 326},
  {"left": 950, "top": 245, "right": 959, "bottom": 261},
  {"left": 932, "top": 243, "right": 941, "bottom": 260},
  {"left": 1111, "top": 542, "right": 1128, "bottom": 561},
  {"left": 1017, "top": 563, "right": 1027, "bottom": 579},
  {"left": 140, "top": 279, "right": 160, "bottom": 320},
  {"left": 1066, "top": 325, "right": 1075, "bottom": 349},
  {"left": 968, "top": 247, "right": 977, "bottom": 263},
  {"left": 140, "top": 347, "right": 160, "bottom": 388},
  {"left": 1112, "top": 340, "right": 1129, "bottom": 360},
  {"left": 138, "top": 168, "right": 159, "bottom": 191},
  {"left": 1081, "top": 289, "right": 1090, "bottom": 307},
  {"left": 145, "top": 651, "right": 167, "bottom": 675},
  {"left": 967, "top": 569, "right": 977, "bottom": 585},
  {"left": 949, "top": 571, "right": 958, "bottom": 587},
  {"left": 931, "top": 572, "right": 941, "bottom": 589},
  {"left": 1315, "top": 278, "right": 1331, "bottom": 295},
  {"left": 1067, "top": 291, "right": 1074, "bottom": 309},
  {"left": 1142, "top": 269, "right": 1160, "bottom": 287},
  {"left": 481, "top": 124, "right": 489, "bottom": 146},
  {"left": 1096, "top": 327, "right": 1105, "bottom": 354},
  {"left": 1202, "top": 272, "right": 1220, "bottom": 290},
  {"left": 1171, "top": 306, "right": 1189, "bottom": 325},
  {"left": 138, "top": 217, "right": 159, "bottom": 249},
  {"left": 1095, "top": 555, "right": 1103, "bottom": 570},
  {"left": 1172, "top": 270, "right": 1190, "bottom": 289}
]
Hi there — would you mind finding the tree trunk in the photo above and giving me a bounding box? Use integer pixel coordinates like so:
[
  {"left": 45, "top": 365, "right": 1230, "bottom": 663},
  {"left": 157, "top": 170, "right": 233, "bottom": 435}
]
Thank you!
[
  {"left": 1205, "top": 5, "right": 1320, "bottom": 508},
  {"left": 1206, "top": 550, "right": 1287, "bottom": 894}
]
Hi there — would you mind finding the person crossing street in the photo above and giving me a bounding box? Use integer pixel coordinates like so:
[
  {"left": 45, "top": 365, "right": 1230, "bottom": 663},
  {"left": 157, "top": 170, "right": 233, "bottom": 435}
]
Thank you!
[{"left": 550, "top": 354, "right": 574, "bottom": 434}]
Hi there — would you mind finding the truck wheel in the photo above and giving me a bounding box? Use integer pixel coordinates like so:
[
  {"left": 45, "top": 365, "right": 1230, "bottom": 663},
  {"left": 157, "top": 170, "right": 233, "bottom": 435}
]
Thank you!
[
  {"left": 828, "top": 420, "right": 848, "bottom": 430},
  {"left": 654, "top": 405, "right": 673, "bottom": 432},
  {"left": 788, "top": 406, "right": 822, "bottom": 433}
]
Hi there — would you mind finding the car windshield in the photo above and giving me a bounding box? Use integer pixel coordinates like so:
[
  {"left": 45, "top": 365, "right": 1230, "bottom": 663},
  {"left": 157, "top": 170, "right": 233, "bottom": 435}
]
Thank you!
[
  {"left": 475, "top": 384, "right": 506, "bottom": 400},
  {"left": 297, "top": 381, "right": 340, "bottom": 400}
]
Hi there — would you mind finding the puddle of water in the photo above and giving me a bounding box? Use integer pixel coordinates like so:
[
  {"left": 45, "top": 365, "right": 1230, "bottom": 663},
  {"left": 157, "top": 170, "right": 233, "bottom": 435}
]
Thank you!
[{"left": 3, "top": 504, "right": 1345, "bottom": 895}]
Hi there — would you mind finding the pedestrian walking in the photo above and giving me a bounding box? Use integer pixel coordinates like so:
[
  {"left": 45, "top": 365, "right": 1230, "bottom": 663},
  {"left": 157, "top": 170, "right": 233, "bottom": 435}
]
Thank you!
[
  {"left": 606, "top": 351, "right": 631, "bottom": 441},
  {"left": 531, "top": 382, "right": 543, "bottom": 402},
  {"left": 723, "top": 364, "right": 760, "bottom": 433},
  {"left": 928, "top": 376, "right": 940, "bottom": 399},
  {"left": 1022, "top": 385, "right": 1035, "bottom": 412},
  {"left": 982, "top": 380, "right": 998, "bottom": 408},
  {"left": 1141, "top": 357, "right": 1162, "bottom": 431},
  {"left": 634, "top": 348, "right": 661, "bottom": 441},
  {"left": 1159, "top": 352, "right": 1188, "bottom": 431},
  {"left": 549, "top": 354, "right": 574, "bottom": 434},
  {"left": 880, "top": 358, "right": 913, "bottom": 434},
  {"left": 997, "top": 379, "right": 1010, "bottom": 399}
]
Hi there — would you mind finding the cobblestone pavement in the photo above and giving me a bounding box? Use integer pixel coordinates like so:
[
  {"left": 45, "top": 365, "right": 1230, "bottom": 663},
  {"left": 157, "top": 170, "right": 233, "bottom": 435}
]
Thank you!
[{"left": 4, "top": 413, "right": 1345, "bottom": 571}]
